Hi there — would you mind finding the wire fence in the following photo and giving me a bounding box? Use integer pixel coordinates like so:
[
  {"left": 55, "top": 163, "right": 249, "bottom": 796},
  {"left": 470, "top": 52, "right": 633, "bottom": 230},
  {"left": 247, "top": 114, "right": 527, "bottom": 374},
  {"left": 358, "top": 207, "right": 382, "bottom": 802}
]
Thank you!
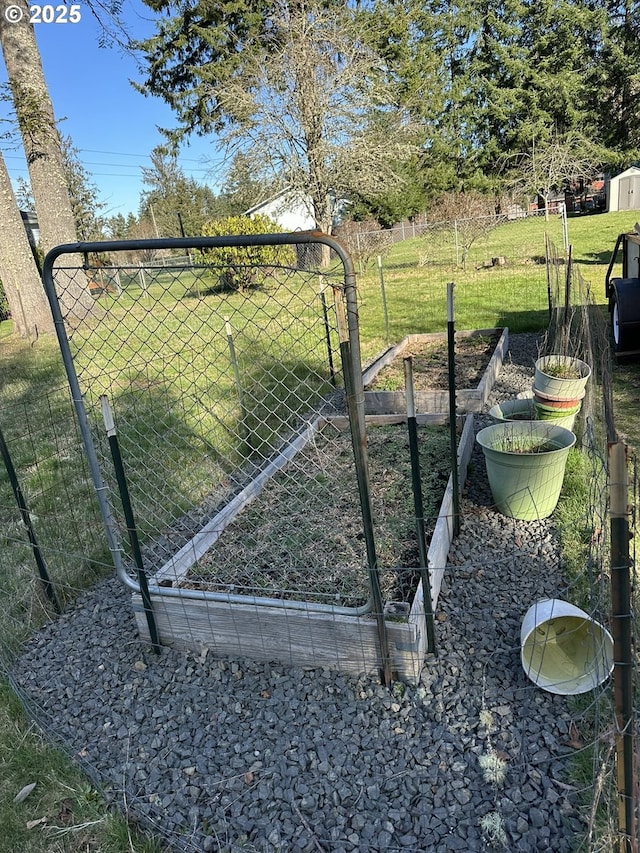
[
  {"left": 338, "top": 208, "right": 565, "bottom": 364},
  {"left": 544, "top": 237, "right": 638, "bottom": 852},
  {"left": 335, "top": 206, "right": 566, "bottom": 272},
  {"left": 0, "top": 224, "right": 637, "bottom": 852}
]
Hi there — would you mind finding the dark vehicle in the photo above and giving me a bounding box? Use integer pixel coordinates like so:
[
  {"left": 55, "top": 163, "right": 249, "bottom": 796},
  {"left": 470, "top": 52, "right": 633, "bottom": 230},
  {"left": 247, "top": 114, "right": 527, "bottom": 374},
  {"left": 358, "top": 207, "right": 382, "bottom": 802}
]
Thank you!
[{"left": 606, "top": 231, "right": 640, "bottom": 355}]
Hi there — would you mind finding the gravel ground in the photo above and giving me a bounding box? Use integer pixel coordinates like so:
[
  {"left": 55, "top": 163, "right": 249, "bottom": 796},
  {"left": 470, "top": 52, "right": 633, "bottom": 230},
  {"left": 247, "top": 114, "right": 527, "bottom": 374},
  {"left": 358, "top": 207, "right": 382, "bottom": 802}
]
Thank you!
[{"left": 11, "top": 332, "right": 587, "bottom": 853}]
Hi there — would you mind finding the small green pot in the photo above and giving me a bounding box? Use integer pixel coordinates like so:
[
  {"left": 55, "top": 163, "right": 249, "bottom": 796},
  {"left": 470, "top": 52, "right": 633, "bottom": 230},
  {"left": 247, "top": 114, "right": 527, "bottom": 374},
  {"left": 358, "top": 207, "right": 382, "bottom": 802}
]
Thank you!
[
  {"left": 476, "top": 421, "right": 576, "bottom": 520},
  {"left": 534, "top": 356, "right": 591, "bottom": 402},
  {"left": 534, "top": 400, "right": 581, "bottom": 431}
]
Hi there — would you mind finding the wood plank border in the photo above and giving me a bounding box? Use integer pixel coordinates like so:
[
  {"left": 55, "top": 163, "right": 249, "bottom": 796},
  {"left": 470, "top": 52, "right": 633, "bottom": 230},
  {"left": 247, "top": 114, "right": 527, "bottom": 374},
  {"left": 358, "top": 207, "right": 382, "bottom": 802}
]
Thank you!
[
  {"left": 362, "top": 327, "right": 509, "bottom": 414},
  {"left": 134, "top": 413, "right": 475, "bottom": 683}
]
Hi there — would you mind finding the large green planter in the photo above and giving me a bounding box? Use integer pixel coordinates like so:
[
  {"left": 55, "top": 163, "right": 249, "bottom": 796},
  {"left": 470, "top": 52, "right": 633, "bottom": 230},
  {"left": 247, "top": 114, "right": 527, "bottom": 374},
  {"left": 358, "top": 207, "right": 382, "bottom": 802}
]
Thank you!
[
  {"left": 476, "top": 422, "right": 576, "bottom": 520},
  {"left": 533, "top": 355, "right": 591, "bottom": 402},
  {"left": 488, "top": 398, "right": 536, "bottom": 422}
]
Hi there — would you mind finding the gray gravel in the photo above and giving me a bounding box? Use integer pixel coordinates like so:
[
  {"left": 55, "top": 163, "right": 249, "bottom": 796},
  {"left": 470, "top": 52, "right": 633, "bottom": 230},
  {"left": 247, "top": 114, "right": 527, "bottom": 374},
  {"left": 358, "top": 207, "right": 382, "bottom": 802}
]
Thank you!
[{"left": 11, "top": 332, "right": 587, "bottom": 852}]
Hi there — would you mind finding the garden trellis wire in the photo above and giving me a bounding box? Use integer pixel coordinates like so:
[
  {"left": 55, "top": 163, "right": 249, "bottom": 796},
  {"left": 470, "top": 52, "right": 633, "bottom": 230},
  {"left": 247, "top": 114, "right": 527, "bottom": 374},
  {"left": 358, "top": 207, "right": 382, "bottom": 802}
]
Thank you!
[{"left": 39, "top": 232, "right": 450, "bottom": 685}]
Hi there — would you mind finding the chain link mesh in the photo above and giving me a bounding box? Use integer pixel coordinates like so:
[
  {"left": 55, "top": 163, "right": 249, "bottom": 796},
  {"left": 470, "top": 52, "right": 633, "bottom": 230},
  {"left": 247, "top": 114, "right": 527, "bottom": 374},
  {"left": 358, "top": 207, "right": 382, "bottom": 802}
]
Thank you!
[
  {"left": 50, "top": 244, "right": 370, "bottom": 600},
  {"left": 46, "top": 238, "right": 445, "bottom": 619}
]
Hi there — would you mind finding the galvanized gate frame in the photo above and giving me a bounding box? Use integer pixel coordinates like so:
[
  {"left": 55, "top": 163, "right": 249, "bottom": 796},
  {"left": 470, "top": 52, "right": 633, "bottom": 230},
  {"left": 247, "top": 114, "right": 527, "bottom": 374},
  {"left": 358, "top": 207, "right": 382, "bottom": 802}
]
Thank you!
[{"left": 42, "top": 232, "right": 394, "bottom": 684}]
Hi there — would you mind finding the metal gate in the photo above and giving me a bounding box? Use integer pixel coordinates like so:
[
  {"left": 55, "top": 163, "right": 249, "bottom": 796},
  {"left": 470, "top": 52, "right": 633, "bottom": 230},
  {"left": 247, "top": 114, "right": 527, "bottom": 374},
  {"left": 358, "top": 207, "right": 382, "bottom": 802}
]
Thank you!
[{"left": 42, "top": 233, "right": 396, "bottom": 683}]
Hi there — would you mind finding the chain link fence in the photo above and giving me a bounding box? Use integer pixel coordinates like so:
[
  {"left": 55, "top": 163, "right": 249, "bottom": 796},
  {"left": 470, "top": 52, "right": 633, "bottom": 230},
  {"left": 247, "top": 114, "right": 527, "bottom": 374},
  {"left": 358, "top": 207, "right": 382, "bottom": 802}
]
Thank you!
[
  {"left": 35, "top": 233, "right": 465, "bottom": 685},
  {"left": 335, "top": 207, "right": 565, "bottom": 272},
  {"left": 1, "top": 223, "right": 638, "bottom": 852},
  {"left": 544, "top": 237, "right": 638, "bottom": 852},
  {"left": 48, "top": 238, "right": 351, "bottom": 578}
]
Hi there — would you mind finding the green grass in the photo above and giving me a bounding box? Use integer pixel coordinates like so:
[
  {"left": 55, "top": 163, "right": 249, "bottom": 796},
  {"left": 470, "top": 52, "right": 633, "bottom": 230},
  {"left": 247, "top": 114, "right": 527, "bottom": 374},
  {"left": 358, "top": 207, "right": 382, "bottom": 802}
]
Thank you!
[
  {"left": 1, "top": 209, "right": 638, "bottom": 852},
  {"left": 354, "top": 210, "right": 640, "bottom": 363},
  {"left": 0, "top": 679, "right": 168, "bottom": 853}
]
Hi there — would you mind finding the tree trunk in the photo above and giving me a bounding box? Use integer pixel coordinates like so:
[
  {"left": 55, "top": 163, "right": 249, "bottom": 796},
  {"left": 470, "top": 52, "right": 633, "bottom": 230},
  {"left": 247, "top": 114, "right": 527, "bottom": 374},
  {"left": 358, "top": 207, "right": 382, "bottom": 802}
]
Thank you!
[
  {"left": 311, "top": 190, "right": 333, "bottom": 268},
  {"left": 0, "top": 0, "right": 95, "bottom": 323},
  {"left": 0, "top": 151, "right": 54, "bottom": 337}
]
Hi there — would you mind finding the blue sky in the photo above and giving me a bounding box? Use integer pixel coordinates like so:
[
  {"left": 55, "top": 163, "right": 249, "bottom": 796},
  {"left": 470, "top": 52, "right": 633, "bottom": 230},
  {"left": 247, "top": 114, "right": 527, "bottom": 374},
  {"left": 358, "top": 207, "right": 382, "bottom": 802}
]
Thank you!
[{"left": 0, "top": 1, "right": 226, "bottom": 218}]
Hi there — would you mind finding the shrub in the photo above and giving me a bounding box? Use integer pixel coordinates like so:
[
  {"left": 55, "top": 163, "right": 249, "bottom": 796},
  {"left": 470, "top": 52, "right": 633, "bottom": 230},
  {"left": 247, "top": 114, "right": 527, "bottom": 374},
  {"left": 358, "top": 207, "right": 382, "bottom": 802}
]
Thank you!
[
  {"left": 0, "top": 278, "right": 9, "bottom": 321},
  {"left": 199, "top": 214, "right": 296, "bottom": 292}
]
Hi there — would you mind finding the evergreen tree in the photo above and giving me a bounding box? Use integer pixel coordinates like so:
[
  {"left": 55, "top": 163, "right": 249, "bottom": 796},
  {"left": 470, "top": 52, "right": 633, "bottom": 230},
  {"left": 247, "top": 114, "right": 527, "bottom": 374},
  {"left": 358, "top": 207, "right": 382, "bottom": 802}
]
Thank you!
[
  {"left": 139, "top": 146, "right": 220, "bottom": 237},
  {"left": 61, "top": 135, "right": 107, "bottom": 240},
  {"left": 219, "top": 151, "right": 282, "bottom": 217},
  {"left": 467, "top": 0, "right": 606, "bottom": 187},
  {"left": 600, "top": 0, "right": 640, "bottom": 164}
]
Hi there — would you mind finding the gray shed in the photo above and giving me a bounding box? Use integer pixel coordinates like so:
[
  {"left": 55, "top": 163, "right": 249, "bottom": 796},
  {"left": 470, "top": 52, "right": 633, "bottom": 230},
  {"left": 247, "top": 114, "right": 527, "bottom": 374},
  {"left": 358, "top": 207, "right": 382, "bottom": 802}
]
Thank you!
[{"left": 606, "top": 166, "right": 640, "bottom": 212}]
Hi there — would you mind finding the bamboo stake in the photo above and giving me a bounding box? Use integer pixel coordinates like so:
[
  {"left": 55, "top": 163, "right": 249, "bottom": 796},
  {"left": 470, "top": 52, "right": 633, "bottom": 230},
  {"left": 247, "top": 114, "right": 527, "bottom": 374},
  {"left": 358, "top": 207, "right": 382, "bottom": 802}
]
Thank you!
[
  {"left": 378, "top": 255, "right": 390, "bottom": 345},
  {"left": 609, "top": 440, "right": 637, "bottom": 853},
  {"left": 225, "top": 317, "right": 249, "bottom": 439}
]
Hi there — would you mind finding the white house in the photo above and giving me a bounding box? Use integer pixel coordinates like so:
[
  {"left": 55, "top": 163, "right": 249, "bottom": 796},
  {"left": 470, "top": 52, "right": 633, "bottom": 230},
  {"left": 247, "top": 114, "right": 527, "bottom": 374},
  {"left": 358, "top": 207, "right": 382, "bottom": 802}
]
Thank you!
[
  {"left": 606, "top": 166, "right": 640, "bottom": 213},
  {"left": 244, "top": 188, "right": 316, "bottom": 231},
  {"left": 20, "top": 210, "right": 40, "bottom": 247}
]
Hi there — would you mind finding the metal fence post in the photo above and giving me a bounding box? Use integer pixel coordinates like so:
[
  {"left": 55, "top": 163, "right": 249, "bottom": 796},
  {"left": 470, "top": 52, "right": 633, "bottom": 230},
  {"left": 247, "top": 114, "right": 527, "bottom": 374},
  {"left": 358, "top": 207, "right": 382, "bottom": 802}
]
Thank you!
[
  {"left": 335, "top": 279, "right": 394, "bottom": 686},
  {"left": 404, "top": 357, "right": 436, "bottom": 654},
  {"left": 447, "top": 283, "right": 460, "bottom": 537},
  {"left": 0, "top": 424, "right": 61, "bottom": 613},
  {"left": 318, "top": 280, "right": 336, "bottom": 386},
  {"left": 609, "top": 440, "right": 637, "bottom": 853},
  {"left": 101, "top": 396, "right": 161, "bottom": 654}
]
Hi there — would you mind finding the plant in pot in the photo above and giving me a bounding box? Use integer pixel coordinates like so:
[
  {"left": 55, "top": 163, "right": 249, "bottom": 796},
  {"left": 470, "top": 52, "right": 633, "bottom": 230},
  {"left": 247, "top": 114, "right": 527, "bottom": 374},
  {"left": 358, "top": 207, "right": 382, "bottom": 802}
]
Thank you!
[
  {"left": 533, "top": 355, "right": 591, "bottom": 403},
  {"left": 476, "top": 421, "right": 576, "bottom": 520}
]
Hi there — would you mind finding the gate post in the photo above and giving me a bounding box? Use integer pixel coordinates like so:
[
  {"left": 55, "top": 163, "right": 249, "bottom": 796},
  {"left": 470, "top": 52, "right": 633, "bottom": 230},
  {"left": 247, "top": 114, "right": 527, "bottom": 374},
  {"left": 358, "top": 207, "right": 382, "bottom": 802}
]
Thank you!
[{"left": 609, "top": 440, "right": 637, "bottom": 853}]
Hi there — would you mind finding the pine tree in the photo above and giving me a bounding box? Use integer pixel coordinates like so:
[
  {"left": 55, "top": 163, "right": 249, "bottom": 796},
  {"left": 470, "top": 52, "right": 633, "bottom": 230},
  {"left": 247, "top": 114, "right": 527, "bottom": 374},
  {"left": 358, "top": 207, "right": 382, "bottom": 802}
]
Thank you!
[
  {"left": 600, "top": 0, "right": 640, "bottom": 163},
  {"left": 0, "top": 0, "right": 96, "bottom": 323}
]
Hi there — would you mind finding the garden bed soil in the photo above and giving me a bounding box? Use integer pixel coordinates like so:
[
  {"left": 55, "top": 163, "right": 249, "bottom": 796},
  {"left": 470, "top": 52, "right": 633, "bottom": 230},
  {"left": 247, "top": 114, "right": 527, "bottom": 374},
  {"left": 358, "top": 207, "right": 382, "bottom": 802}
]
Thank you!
[
  {"left": 367, "top": 331, "right": 502, "bottom": 391},
  {"left": 362, "top": 327, "right": 509, "bottom": 414},
  {"left": 133, "top": 413, "right": 475, "bottom": 682},
  {"left": 182, "top": 421, "right": 454, "bottom": 607}
]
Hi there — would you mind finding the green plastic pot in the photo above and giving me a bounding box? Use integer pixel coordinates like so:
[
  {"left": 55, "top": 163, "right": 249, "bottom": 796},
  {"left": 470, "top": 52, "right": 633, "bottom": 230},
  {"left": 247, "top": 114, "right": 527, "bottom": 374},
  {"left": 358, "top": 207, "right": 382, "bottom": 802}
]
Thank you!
[
  {"left": 488, "top": 398, "right": 536, "bottom": 422},
  {"left": 534, "top": 400, "right": 581, "bottom": 431},
  {"left": 533, "top": 356, "right": 591, "bottom": 402},
  {"left": 476, "top": 421, "right": 576, "bottom": 520}
]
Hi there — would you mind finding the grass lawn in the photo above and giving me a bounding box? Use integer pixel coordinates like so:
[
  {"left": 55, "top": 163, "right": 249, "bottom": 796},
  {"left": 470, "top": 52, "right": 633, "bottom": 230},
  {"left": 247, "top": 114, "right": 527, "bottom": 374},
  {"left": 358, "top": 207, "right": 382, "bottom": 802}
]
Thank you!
[
  {"left": 0, "top": 208, "right": 638, "bottom": 852},
  {"left": 354, "top": 209, "right": 640, "bottom": 362}
]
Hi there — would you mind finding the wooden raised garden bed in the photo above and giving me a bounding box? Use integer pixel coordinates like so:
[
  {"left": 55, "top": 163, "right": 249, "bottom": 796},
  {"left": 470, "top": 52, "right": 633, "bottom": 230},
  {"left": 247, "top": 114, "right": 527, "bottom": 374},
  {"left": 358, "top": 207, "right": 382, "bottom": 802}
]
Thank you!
[
  {"left": 133, "top": 413, "right": 475, "bottom": 684},
  {"left": 363, "top": 327, "right": 509, "bottom": 415}
]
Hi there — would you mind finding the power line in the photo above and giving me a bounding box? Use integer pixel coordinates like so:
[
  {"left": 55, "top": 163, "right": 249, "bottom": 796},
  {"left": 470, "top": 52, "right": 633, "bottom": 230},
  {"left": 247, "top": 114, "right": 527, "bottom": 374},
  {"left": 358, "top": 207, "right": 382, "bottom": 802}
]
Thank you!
[
  {"left": 79, "top": 147, "right": 228, "bottom": 165},
  {"left": 3, "top": 152, "right": 228, "bottom": 178},
  {"left": 2, "top": 153, "right": 216, "bottom": 172}
]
